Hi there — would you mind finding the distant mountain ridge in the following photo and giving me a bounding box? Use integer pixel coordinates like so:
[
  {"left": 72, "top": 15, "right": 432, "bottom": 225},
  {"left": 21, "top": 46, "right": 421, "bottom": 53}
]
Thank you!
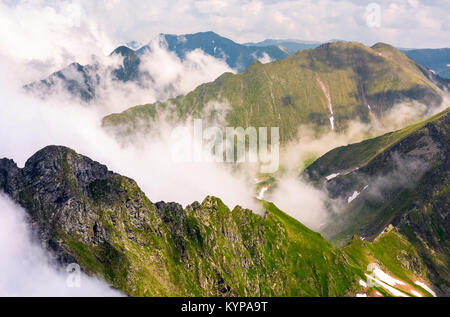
[
  {"left": 402, "top": 48, "right": 450, "bottom": 79},
  {"left": 138, "top": 31, "right": 290, "bottom": 72},
  {"left": 246, "top": 39, "right": 450, "bottom": 79},
  {"left": 24, "top": 45, "right": 148, "bottom": 102},
  {"left": 24, "top": 32, "right": 450, "bottom": 103},
  {"left": 24, "top": 32, "right": 292, "bottom": 101}
]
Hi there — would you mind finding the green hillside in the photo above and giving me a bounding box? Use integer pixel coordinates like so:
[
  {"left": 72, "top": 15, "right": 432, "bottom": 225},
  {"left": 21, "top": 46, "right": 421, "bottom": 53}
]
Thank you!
[
  {"left": 304, "top": 107, "right": 450, "bottom": 295},
  {"left": 103, "top": 42, "right": 447, "bottom": 143},
  {"left": 0, "top": 146, "right": 361, "bottom": 296},
  {"left": 305, "top": 107, "right": 450, "bottom": 181},
  {"left": 1, "top": 145, "right": 444, "bottom": 296}
]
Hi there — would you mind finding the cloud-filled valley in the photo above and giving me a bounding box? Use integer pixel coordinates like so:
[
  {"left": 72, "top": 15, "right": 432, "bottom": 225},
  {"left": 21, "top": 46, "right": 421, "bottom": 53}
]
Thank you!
[{"left": 0, "top": 0, "right": 449, "bottom": 298}]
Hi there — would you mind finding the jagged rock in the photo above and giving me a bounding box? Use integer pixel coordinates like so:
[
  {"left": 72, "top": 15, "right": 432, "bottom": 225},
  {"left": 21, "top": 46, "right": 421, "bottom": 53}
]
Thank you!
[{"left": 0, "top": 146, "right": 361, "bottom": 297}]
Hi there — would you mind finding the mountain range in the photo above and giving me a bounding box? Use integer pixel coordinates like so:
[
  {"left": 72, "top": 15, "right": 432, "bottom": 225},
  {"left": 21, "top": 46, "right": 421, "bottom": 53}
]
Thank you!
[
  {"left": 24, "top": 32, "right": 290, "bottom": 102},
  {"left": 9, "top": 31, "right": 450, "bottom": 297},
  {"left": 402, "top": 48, "right": 450, "bottom": 79},
  {"left": 244, "top": 39, "right": 321, "bottom": 52},
  {"left": 246, "top": 39, "right": 450, "bottom": 79},
  {"left": 1, "top": 106, "right": 448, "bottom": 297},
  {"left": 103, "top": 41, "right": 449, "bottom": 144},
  {"left": 304, "top": 107, "right": 449, "bottom": 295},
  {"left": 138, "top": 32, "right": 290, "bottom": 72},
  {"left": 23, "top": 45, "right": 145, "bottom": 102}
]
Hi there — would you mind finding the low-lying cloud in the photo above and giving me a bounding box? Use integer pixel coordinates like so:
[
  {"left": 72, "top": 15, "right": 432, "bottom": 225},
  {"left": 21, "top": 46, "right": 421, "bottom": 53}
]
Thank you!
[{"left": 0, "top": 194, "right": 122, "bottom": 297}]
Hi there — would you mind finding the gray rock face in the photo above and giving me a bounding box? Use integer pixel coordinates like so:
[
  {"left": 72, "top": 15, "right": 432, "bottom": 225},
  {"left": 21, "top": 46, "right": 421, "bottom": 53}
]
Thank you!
[
  {"left": 304, "top": 110, "right": 450, "bottom": 295},
  {"left": 0, "top": 145, "right": 362, "bottom": 297},
  {"left": 1, "top": 146, "right": 146, "bottom": 258}
]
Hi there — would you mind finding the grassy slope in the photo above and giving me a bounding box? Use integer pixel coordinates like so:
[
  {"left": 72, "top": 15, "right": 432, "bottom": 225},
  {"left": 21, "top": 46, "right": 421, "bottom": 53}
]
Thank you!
[
  {"left": 103, "top": 42, "right": 444, "bottom": 142},
  {"left": 60, "top": 182, "right": 444, "bottom": 297},
  {"left": 305, "top": 107, "right": 450, "bottom": 181},
  {"left": 304, "top": 107, "right": 450, "bottom": 295},
  {"left": 3, "top": 144, "right": 444, "bottom": 296},
  {"left": 63, "top": 193, "right": 363, "bottom": 297}
]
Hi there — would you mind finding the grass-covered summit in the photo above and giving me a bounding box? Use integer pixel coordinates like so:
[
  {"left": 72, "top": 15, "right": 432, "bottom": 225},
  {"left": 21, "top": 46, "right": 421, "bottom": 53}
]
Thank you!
[{"left": 0, "top": 146, "right": 359, "bottom": 296}]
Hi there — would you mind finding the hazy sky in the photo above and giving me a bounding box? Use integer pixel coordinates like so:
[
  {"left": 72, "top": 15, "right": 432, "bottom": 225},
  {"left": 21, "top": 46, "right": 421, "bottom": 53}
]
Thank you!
[
  {"left": 0, "top": 0, "right": 448, "bottom": 92},
  {"left": 1, "top": 0, "right": 449, "bottom": 51}
]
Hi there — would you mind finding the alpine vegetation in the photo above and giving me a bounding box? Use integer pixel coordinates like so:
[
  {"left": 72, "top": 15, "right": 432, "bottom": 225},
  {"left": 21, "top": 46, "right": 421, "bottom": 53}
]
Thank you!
[{"left": 0, "top": 0, "right": 449, "bottom": 300}]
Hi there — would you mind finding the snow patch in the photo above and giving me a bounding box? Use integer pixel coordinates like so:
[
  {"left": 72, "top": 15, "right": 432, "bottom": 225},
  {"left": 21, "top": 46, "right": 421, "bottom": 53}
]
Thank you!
[
  {"left": 325, "top": 173, "right": 340, "bottom": 181},
  {"left": 348, "top": 185, "right": 368, "bottom": 203},
  {"left": 411, "top": 290, "right": 423, "bottom": 297},
  {"left": 316, "top": 77, "right": 335, "bottom": 131},
  {"left": 359, "top": 280, "right": 368, "bottom": 288},
  {"left": 415, "top": 281, "right": 437, "bottom": 297},
  {"left": 348, "top": 191, "right": 360, "bottom": 204},
  {"left": 356, "top": 293, "right": 367, "bottom": 297},
  {"left": 256, "top": 186, "right": 269, "bottom": 200}
]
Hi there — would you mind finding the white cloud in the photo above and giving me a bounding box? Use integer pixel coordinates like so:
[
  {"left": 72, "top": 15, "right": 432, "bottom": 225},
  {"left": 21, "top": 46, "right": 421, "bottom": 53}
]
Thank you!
[
  {"left": 1, "top": 0, "right": 447, "bottom": 76},
  {"left": 0, "top": 194, "right": 122, "bottom": 297},
  {"left": 268, "top": 176, "right": 329, "bottom": 231},
  {"left": 0, "top": 57, "right": 257, "bottom": 212}
]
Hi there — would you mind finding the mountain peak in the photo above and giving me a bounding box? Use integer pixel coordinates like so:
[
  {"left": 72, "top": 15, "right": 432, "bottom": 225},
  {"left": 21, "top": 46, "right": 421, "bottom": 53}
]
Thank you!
[
  {"left": 110, "top": 45, "right": 137, "bottom": 57},
  {"left": 371, "top": 42, "right": 396, "bottom": 50},
  {"left": 0, "top": 145, "right": 365, "bottom": 297}
]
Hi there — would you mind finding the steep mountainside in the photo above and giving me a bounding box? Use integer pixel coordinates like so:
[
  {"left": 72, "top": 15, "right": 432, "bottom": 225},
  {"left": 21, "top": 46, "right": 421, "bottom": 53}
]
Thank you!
[
  {"left": 1, "top": 145, "right": 441, "bottom": 297},
  {"left": 25, "top": 32, "right": 291, "bottom": 101},
  {"left": 103, "top": 42, "right": 449, "bottom": 143},
  {"left": 304, "top": 107, "right": 450, "bottom": 295},
  {"left": 24, "top": 62, "right": 101, "bottom": 101},
  {"left": 0, "top": 146, "right": 362, "bottom": 296},
  {"left": 137, "top": 32, "right": 290, "bottom": 72},
  {"left": 24, "top": 46, "right": 147, "bottom": 102}
]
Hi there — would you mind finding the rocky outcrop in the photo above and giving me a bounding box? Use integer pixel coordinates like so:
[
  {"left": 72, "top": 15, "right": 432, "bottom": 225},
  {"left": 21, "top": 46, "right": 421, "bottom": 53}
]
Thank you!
[{"left": 0, "top": 145, "right": 361, "bottom": 297}]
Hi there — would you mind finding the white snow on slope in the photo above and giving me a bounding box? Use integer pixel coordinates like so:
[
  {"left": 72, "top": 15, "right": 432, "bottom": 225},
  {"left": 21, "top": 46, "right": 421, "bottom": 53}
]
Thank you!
[
  {"left": 365, "top": 274, "right": 408, "bottom": 297},
  {"left": 348, "top": 191, "right": 360, "bottom": 204},
  {"left": 316, "top": 77, "right": 335, "bottom": 131},
  {"left": 325, "top": 173, "right": 340, "bottom": 181},
  {"left": 411, "top": 290, "right": 423, "bottom": 297},
  {"left": 415, "top": 281, "right": 437, "bottom": 297},
  {"left": 256, "top": 186, "right": 269, "bottom": 200}
]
